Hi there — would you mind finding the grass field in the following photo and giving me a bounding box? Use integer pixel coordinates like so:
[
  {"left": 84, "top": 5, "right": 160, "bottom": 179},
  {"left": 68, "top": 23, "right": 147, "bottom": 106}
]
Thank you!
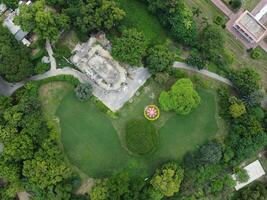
[
  {"left": 49, "top": 80, "right": 219, "bottom": 178},
  {"left": 115, "top": 0, "right": 169, "bottom": 44}
]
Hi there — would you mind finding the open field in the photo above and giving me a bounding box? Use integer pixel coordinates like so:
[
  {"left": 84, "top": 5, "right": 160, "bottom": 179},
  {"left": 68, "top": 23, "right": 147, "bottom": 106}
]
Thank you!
[
  {"left": 115, "top": 0, "right": 169, "bottom": 43},
  {"left": 42, "top": 80, "right": 221, "bottom": 178}
]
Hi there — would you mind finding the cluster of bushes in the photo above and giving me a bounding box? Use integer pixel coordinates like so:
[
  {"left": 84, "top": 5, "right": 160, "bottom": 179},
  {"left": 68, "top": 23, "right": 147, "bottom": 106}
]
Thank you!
[
  {"left": 90, "top": 162, "right": 184, "bottom": 200},
  {"left": 0, "top": 82, "right": 84, "bottom": 199},
  {"left": 0, "top": 26, "right": 34, "bottom": 82}
]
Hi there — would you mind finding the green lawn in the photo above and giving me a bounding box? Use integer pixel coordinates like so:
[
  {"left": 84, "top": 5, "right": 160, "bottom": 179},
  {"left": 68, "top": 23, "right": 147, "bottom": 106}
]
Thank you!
[
  {"left": 52, "top": 80, "right": 219, "bottom": 178},
  {"left": 115, "top": 0, "right": 169, "bottom": 44}
]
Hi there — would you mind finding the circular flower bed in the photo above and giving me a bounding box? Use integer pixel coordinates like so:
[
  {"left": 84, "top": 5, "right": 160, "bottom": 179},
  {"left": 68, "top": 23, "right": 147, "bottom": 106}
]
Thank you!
[{"left": 144, "top": 105, "right": 160, "bottom": 121}]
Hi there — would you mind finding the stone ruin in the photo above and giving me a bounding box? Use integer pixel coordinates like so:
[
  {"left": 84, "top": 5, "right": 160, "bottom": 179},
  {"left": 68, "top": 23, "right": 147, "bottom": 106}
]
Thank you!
[{"left": 71, "top": 36, "right": 127, "bottom": 91}]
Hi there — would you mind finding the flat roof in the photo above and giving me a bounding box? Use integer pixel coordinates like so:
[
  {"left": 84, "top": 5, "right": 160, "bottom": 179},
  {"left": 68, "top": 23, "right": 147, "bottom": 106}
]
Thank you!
[
  {"left": 232, "top": 160, "right": 265, "bottom": 191},
  {"left": 235, "top": 11, "right": 267, "bottom": 42}
]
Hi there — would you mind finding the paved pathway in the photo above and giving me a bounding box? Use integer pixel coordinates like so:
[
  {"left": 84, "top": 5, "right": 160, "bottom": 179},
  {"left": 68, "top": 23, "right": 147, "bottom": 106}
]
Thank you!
[
  {"left": 0, "top": 61, "right": 233, "bottom": 96},
  {"left": 173, "top": 62, "right": 233, "bottom": 86}
]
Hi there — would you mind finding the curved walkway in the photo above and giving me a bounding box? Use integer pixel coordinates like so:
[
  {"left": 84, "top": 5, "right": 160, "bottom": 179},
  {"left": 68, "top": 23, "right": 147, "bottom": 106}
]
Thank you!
[
  {"left": 173, "top": 62, "right": 233, "bottom": 86},
  {"left": 0, "top": 62, "right": 233, "bottom": 96}
]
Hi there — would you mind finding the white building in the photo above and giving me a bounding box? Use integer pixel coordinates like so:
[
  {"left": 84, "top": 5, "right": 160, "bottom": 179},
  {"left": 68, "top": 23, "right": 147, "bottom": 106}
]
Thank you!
[{"left": 232, "top": 160, "right": 266, "bottom": 191}]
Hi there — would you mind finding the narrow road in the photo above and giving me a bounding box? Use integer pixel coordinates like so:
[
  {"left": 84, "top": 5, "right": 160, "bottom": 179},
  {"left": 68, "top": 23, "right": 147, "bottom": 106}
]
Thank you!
[
  {"left": 0, "top": 61, "right": 233, "bottom": 96},
  {"left": 173, "top": 62, "right": 233, "bottom": 86}
]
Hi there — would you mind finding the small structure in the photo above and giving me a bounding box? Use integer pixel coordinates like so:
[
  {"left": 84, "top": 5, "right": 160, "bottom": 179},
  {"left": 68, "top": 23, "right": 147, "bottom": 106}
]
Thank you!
[
  {"left": 233, "top": 11, "right": 267, "bottom": 44},
  {"left": 232, "top": 160, "right": 266, "bottom": 191}
]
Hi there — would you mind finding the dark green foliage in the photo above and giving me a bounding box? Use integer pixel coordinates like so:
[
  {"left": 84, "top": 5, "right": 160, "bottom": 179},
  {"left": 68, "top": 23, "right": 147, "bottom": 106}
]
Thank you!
[
  {"left": 233, "top": 182, "right": 267, "bottom": 200},
  {"left": 0, "top": 25, "right": 33, "bottom": 82},
  {"left": 235, "top": 168, "right": 249, "bottom": 183},
  {"left": 112, "top": 28, "right": 148, "bottom": 66},
  {"left": 145, "top": 43, "right": 175, "bottom": 74},
  {"left": 169, "top": 3, "right": 197, "bottom": 46},
  {"left": 75, "top": 83, "right": 93, "bottom": 101},
  {"left": 230, "top": 0, "right": 242, "bottom": 10},
  {"left": 125, "top": 119, "right": 158, "bottom": 154},
  {"left": 15, "top": 0, "right": 70, "bottom": 41},
  {"left": 65, "top": 0, "right": 125, "bottom": 34},
  {"left": 198, "top": 141, "right": 222, "bottom": 165},
  {"left": 2, "top": 0, "right": 19, "bottom": 9},
  {"left": 230, "top": 68, "right": 261, "bottom": 97},
  {"left": 186, "top": 48, "right": 207, "bottom": 69}
]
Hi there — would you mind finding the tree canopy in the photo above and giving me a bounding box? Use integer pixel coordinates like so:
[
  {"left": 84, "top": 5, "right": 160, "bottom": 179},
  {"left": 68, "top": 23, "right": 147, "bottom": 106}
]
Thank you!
[
  {"left": 15, "top": 0, "right": 70, "bottom": 41},
  {"left": 0, "top": 25, "right": 33, "bottom": 82},
  {"left": 150, "top": 162, "right": 184, "bottom": 197},
  {"left": 159, "top": 78, "right": 200, "bottom": 115},
  {"left": 145, "top": 43, "right": 175, "bottom": 74},
  {"left": 112, "top": 28, "right": 148, "bottom": 66}
]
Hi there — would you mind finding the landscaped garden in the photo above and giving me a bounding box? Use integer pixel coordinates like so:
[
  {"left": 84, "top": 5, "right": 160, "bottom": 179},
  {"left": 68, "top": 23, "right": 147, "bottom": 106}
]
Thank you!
[{"left": 39, "top": 78, "right": 220, "bottom": 178}]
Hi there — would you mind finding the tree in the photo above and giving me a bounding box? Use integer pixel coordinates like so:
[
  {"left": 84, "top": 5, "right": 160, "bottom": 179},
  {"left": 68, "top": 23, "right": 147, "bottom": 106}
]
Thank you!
[
  {"left": 112, "top": 28, "right": 148, "bottom": 66},
  {"left": 150, "top": 162, "right": 184, "bottom": 197},
  {"left": 229, "top": 100, "right": 246, "bottom": 118},
  {"left": 231, "top": 0, "right": 242, "bottom": 10},
  {"left": 230, "top": 68, "right": 261, "bottom": 97},
  {"left": 22, "top": 139, "right": 72, "bottom": 189},
  {"left": 15, "top": 0, "right": 70, "bottom": 41},
  {"left": 169, "top": 1, "right": 197, "bottom": 46},
  {"left": 145, "top": 43, "right": 175, "bottom": 74},
  {"left": 234, "top": 182, "right": 267, "bottom": 200},
  {"left": 159, "top": 78, "right": 200, "bottom": 115},
  {"left": 73, "top": 0, "right": 125, "bottom": 34},
  {"left": 90, "top": 179, "right": 109, "bottom": 200},
  {"left": 198, "top": 141, "right": 222, "bottom": 165},
  {"left": 75, "top": 83, "right": 93, "bottom": 101},
  {"left": 0, "top": 26, "right": 33, "bottom": 82},
  {"left": 196, "top": 25, "right": 229, "bottom": 67},
  {"left": 235, "top": 168, "right": 249, "bottom": 183},
  {"left": 2, "top": 0, "right": 19, "bottom": 9}
]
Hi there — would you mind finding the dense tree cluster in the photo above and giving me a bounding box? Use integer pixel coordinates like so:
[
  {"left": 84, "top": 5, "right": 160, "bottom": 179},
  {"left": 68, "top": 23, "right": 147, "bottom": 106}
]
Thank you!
[
  {"left": 15, "top": 0, "right": 70, "bottom": 42},
  {"left": 0, "top": 26, "right": 33, "bottom": 82},
  {"left": 0, "top": 83, "right": 81, "bottom": 199},
  {"left": 90, "top": 162, "right": 184, "bottom": 200},
  {"left": 145, "top": 43, "right": 175, "bottom": 74},
  {"left": 112, "top": 28, "right": 148, "bottom": 66},
  {"left": 159, "top": 78, "right": 200, "bottom": 115}
]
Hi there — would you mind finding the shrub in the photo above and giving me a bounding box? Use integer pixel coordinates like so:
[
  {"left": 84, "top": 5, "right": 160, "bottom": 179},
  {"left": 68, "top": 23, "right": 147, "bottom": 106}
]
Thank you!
[
  {"left": 125, "top": 120, "right": 158, "bottom": 155},
  {"left": 34, "top": 63, "right": 50, "bottom": 74},
  {"left": 250, "top": 48, "right": 262, "bottom": 60},
  {"left": 230, "top": 0, "right": 242, "bottom": 10},
  {"left": 75, "top": 83, "right": 93, "bottom": 101},
  {"left": 214, "top": 16, "right": 224, "bottom": 25},
  {"left": 159, "top": 78, "right": 200, "bottom": 115},
  {"left": 198, "top": 141, "right": 222, "bottom": 165}
]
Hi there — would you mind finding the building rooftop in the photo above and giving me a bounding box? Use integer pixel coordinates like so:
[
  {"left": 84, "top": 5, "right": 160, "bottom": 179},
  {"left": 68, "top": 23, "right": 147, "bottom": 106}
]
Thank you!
[
  {"left": 232, "top": 160, "right": 266, "bottom": 191},
  {"left": 235, "top": 11, "right": 267, "bottom": 42}
]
